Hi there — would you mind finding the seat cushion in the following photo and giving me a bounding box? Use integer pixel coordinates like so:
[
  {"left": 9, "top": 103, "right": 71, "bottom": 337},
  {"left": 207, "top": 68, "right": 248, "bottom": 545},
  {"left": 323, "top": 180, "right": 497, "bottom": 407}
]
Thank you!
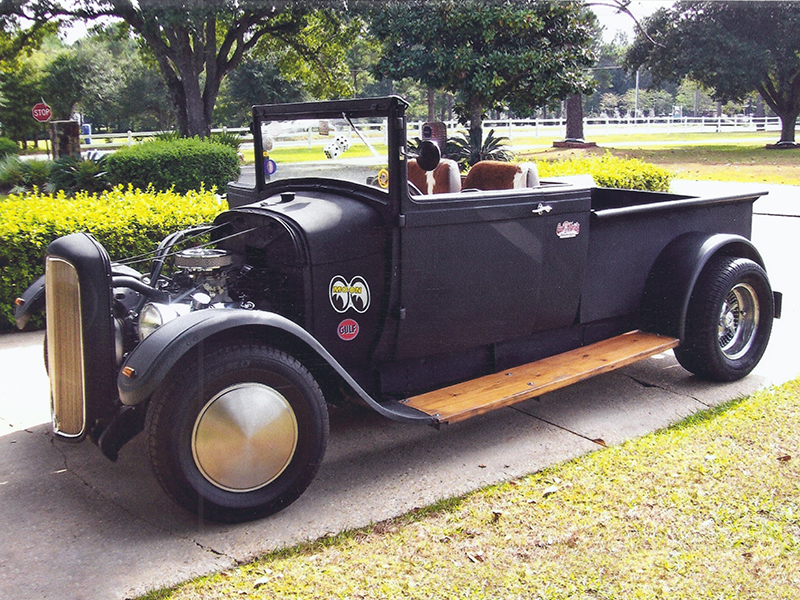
[
  {"left": 408, "top": 158, "right": 461, "bottom": 195},
  {"left": 462, "top": 161, "right": 539, "bottom": 191}
]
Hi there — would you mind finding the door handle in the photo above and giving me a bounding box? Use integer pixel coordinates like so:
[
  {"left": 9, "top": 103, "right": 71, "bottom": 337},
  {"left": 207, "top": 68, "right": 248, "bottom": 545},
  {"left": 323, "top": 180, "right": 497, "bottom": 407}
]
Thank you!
[{"left": 532, "top": 203, "right": 553, "bottom": 216}]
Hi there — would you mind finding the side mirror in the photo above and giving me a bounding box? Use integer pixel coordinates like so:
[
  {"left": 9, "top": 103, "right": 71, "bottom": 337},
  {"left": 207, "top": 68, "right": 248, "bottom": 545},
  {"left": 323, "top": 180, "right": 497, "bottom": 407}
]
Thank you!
[{"left": 416, "top": 139, "right": 441, "bottom": 172}]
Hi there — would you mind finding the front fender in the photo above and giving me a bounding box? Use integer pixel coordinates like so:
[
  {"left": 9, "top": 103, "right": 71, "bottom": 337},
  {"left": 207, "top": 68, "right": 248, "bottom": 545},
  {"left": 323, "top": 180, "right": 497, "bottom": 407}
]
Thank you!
[
  {"left": 641, "top": 232, "right": 765, "bottom": 341},
  {"left": 14, "top": 275, "right": 45, "bottom": 330},
  {"left": 117, "top": 308, "right": 431, "bottom": 424}
]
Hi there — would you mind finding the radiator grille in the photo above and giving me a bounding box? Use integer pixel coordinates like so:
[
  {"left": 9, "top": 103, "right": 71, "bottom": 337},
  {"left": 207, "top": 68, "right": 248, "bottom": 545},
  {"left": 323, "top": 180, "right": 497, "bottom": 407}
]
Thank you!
[{"left": 46, "top": 256, "right": 86, "bottom": 438}]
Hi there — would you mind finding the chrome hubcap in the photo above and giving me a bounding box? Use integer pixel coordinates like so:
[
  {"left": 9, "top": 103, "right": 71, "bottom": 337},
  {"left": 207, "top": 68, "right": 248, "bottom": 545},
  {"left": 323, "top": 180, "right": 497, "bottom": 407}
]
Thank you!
[
  {"left": 718, "top": 283, "right": 759, "bottom": 360},
  {"left": 192, "top": 383, "right": 298, "bottom": 492}
]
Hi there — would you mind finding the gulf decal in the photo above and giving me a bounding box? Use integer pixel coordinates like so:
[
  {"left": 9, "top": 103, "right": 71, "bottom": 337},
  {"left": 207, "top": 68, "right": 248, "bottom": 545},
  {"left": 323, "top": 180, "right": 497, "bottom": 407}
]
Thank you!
[
  {"left": 329, "top": 275, "right": 371, "bottom": 313},
  {"left": 338, "top": 319, "right": 359, "bottom": 341}
]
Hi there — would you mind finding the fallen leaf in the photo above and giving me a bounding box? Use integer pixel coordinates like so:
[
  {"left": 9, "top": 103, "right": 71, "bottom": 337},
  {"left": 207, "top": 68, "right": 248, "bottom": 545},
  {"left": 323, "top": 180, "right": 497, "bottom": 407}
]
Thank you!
[
  {"left": 466, "top": 551, "right": 485, "bottom": 563},
  {"left": 777, "top": 455, "right": 792, "bottom": 462},
  {"left": 253, "top": 576, "right": 271, "bottom": 589},
  {"left": 592, "top": 438, "right": 607, "bottom": 447},
  {"left": 542, "top": 485, "right": 559, "bottom": 498}
]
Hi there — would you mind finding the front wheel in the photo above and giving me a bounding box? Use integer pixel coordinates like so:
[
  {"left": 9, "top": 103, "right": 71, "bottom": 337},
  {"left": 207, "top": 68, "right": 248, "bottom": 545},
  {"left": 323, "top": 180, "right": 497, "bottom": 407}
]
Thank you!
[
  {"left": 145, "top": 343, "right": 329, "bottom": 522},
  {"left": 674, "top": 256, "right": 773, "bottom": 381}
]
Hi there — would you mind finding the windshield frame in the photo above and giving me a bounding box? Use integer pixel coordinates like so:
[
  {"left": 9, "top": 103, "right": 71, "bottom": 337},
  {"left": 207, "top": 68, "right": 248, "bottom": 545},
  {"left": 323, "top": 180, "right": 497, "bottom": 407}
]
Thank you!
[{"left": 251, "top": 96, "right": 409, "bottom": 219}]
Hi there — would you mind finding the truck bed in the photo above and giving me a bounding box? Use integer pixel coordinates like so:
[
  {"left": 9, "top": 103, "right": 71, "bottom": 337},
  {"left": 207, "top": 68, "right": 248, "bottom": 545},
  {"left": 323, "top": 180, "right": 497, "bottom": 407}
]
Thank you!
[{"left": 580, "top": 187, "right": 764, "bottom": 324}]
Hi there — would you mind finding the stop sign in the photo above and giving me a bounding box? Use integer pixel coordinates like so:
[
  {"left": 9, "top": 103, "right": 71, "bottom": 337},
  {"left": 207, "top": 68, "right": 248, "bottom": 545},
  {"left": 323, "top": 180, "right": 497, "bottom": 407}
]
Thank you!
[{"left": 32, "top": 102, "right": 52, "bottom": 123}]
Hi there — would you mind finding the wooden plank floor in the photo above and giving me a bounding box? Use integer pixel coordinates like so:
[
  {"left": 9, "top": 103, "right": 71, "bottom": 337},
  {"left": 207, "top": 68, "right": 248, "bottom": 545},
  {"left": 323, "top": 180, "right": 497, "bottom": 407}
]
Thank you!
[{"left": 403, "top": 330, "right": 679, "bottom": 425}]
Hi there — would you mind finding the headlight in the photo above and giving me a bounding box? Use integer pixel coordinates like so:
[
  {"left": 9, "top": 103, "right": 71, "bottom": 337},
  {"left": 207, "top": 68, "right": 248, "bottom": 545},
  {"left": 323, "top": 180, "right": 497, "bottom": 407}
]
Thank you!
[{"left": 138, "top": 302, "right": 189, "bottom": 341}]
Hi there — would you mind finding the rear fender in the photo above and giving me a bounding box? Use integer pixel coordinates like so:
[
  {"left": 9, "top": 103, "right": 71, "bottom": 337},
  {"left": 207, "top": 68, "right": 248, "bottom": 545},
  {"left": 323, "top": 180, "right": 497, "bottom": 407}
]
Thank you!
[
  {"left": 117, "top": 309, "right": 431, "bottom": 424},
  {"left": 641, "top": 232, "right": 766, "bottom": 341}
]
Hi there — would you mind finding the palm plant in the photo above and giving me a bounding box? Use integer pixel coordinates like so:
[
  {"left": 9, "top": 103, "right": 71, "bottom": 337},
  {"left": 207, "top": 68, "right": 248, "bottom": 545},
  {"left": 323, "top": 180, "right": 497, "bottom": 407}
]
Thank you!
[
  {"left": 447, "top": 128, "right": 514, "bottom": 170},
  {"left": 48, "top": 153, "right": 111, "bottom": 195}
]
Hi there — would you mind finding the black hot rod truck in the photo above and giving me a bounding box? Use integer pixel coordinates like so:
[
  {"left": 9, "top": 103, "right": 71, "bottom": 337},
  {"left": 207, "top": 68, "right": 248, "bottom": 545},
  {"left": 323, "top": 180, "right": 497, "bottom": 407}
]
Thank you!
[{"left": 15, "top": 96, "right": 782, "bottom": 522}]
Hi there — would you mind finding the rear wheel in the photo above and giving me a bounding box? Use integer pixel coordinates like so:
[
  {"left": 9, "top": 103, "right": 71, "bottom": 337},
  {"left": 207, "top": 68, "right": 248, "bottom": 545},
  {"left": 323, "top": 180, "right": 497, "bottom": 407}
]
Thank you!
[
  {"left": 146, "top": 343, "right": 328, "bottom": 522},
  {"left": 675, "top": 256, "right": 773, "bottom": 381}
]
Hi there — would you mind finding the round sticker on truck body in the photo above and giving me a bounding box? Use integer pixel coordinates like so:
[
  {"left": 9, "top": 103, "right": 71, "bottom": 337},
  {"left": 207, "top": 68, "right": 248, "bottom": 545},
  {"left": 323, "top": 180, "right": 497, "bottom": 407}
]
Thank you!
[{"left": 338, "top": 319, "right": 359, "bottom": 341}]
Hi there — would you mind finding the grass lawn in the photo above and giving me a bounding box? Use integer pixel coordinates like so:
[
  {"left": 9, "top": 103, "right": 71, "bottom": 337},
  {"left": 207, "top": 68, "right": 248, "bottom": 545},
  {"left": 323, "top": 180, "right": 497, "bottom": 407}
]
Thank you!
[
  {"left": 141, "top": 378, "right": 800, "bottom": 600},
  {"left": 239, "top": 130, "right": 800, "bottom": 185},
  {"left": 516, "top": 132, "right": 800, "bottom": 186}
]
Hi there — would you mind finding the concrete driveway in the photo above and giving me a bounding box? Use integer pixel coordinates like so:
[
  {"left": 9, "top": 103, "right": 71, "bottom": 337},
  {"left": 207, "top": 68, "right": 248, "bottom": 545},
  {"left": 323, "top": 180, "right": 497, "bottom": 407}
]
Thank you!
[{"left": 1, "top": 181, "right": 798, "bottom": 600}]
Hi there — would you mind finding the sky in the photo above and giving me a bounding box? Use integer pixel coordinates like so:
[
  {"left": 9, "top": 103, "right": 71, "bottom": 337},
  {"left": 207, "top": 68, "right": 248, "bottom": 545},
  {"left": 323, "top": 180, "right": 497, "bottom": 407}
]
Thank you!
[
  {"left": 60, "top": 1, "right": 673, "bottom": 46},
  {"left": 592, "top": 1, "right": 673, "bottom": 43}
]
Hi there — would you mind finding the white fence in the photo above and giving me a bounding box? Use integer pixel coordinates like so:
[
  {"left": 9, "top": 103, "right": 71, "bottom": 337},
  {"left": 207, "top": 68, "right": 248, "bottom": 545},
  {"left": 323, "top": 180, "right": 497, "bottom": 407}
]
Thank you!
[
  {"left": 82, "top": 115, "right": 785, "bottom": 149},
  {"left": 413, "top": 115, "right": 784, "bottom": 140}
]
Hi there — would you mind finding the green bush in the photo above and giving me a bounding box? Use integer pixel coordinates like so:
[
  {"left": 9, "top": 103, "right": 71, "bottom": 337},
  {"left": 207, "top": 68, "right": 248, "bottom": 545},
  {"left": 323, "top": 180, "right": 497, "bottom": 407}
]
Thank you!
[
  {"left": 0, "top": 137, "right": 19, "bottom": 159},
  {"left": 48, "top": 154, "right": 111, "bottom": 195},
  {"left": 23, "top": 158, "right": 52, "bottom": 189},
  {"left": 534, "top": 152, "right": 673, "bottom": 192},
  {"left": 207, "top": 130, "right": 243, "bottom": 150},
  {"left": 0, "top": 156, "right": 51, "bottom": 192},
  {"left": 105, "top": 138, "right": 241, "bottom": 194},
  {"left": 0, "top": 155, "right": 25, "bottom": 190},
  {"left": 0, "top": 185, "right": 225, "bottom": 331}
]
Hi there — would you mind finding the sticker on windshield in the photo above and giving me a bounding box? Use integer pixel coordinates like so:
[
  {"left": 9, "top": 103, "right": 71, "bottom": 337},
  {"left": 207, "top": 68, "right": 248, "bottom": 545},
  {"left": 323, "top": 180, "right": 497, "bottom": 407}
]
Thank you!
[
  {"left": 329, "top": 275, "right": 371, "bottom": 313},
  {"left": 377, "top": 168, "right": 389, "bottom": 189}
]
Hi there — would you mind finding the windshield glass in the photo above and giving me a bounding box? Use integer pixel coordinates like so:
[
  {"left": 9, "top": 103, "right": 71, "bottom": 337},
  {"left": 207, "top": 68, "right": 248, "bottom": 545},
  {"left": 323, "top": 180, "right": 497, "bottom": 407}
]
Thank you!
[{"left": 258, "top": 115, "right": 390, "bottom": 193}]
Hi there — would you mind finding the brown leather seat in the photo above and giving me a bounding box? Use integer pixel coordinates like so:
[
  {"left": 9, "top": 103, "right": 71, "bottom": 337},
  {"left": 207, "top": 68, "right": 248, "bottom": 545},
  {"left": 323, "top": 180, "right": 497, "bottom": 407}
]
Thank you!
[
  {"left": 408, "top": 158, "right": 462, "bottom": 195},
  {"left": 462, "top": 161, "right": 540, "bottom": 191}
]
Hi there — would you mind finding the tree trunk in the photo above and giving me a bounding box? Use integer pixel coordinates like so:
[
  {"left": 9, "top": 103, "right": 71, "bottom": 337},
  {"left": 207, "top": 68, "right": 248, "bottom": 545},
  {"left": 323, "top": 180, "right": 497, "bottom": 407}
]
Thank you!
[
  {"left": 427, "top": 87, "right": 435, "bottom": 122},
  {"left": 778, "top": 112, "right": 798, "bottom": 144},
  {"left": 564, "top": 94, "right": 585, "bottom": 141},
  {"left": 468, "top": 95, "right": 483, "bottom": 142},
  {"left": 756, "top": 80, "right": 799, "bottom": 146}
]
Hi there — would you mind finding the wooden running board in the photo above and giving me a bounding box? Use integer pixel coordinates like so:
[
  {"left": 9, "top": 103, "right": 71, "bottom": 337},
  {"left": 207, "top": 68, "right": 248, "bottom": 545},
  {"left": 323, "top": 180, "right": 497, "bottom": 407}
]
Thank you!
[{"left": 402, "top": 330, "right": 679, "bottom": 425}]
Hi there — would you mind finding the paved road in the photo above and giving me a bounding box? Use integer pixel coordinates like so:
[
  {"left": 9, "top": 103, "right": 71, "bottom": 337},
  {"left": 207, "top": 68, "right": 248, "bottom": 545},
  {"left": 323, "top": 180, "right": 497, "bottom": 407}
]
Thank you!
[{"left": 1, "top": 181, "right": 798, "bottom": 600}]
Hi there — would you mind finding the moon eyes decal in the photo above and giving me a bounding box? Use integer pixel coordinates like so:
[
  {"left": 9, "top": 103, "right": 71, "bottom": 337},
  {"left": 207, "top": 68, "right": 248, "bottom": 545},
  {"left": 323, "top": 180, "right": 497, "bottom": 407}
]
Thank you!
[{"left": 329, "top": 276, "right": 371, "bottom": 314}]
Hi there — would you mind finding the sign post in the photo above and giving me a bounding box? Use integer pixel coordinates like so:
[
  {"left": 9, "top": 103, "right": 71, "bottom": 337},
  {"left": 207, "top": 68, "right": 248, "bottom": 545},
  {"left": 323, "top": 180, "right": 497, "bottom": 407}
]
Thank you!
[{"left": 31, "top": 100, "right": 53, "bottom": 158}]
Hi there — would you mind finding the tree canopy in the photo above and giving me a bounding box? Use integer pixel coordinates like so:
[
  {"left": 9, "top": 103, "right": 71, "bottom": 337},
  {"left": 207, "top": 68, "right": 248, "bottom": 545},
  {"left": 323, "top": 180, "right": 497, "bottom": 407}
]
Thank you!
[
  {"left": 370, "top": 0, "right": 596, "bottom": 137},
  {"left": 2, "top": 1, "right": 358, "bottom": 138},
  {"left": 626, "top": 1, "right": 800, "bottom": 145},
  {"left": 84, "top": 1, "right": 355, "bottom": 137}
]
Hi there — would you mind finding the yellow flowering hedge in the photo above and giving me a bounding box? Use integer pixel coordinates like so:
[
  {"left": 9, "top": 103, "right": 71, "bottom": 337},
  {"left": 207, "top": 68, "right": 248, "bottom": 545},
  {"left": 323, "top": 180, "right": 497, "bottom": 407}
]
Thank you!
[
  {"left": 0, "top": 185, "right": 225, "bottom": 331},
  {"left": 534, "top": 153, "right": 673, "bottom": 192}
]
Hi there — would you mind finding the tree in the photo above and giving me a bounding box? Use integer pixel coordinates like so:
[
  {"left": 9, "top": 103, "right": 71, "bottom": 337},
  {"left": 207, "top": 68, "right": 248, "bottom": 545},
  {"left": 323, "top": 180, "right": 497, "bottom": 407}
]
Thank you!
[
  {"left": 3, "top": 1, "right": 357, "bottom": 138},
  {"left": 626, "top": 1, "right": 800, "bottom": 146},
  {"left": 675, "top": 79, "right": 715, "bottom": 117},
  {"left": 94, "top": 2, "right": 353, "bottom": 137},
  {"left": 0, "top": 58, "right": 44, "bottom": 145},
  {"left": 75, "top": 26, "right": 175, "bottom": 132},
  {"left": 0, "top": 1, "right": 58, "bottom": 66},
  {"left": 370, "top": 0, "right": 596, "bottom": 139},
  {"left": 214, "top": 57, "right": 304, "bottom": 127},
  {"left": 41, "top": 49, "right": 94, "bottom": 120}
]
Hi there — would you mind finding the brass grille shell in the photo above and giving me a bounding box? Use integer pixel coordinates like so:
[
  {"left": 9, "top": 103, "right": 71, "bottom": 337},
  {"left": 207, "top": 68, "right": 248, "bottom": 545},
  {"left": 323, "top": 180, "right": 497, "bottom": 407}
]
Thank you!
[{"left": 46, "top": 256, "right": 87, "bottom": 438}]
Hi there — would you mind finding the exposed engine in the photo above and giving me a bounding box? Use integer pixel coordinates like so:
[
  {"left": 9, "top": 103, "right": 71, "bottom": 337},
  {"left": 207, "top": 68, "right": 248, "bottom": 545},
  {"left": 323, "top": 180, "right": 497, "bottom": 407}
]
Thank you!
[
  {"left": 109, "top": 213, "right": 306, "bottom": 366},
  {"left": 171, "top": 247, "right": 238, "bottom": 305},
  {"left": 112, "top": 242, "right": 249, "bottom": 363}
]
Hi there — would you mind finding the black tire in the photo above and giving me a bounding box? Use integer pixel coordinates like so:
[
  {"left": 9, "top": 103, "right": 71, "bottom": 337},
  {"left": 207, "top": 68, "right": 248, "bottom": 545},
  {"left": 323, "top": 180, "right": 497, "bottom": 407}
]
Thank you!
[
  {"left": 145, "top": 343, "right": 329, "bottom": 523},
  {"left": 674, "top": 256, "right": 773, "bottom": 381}
]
